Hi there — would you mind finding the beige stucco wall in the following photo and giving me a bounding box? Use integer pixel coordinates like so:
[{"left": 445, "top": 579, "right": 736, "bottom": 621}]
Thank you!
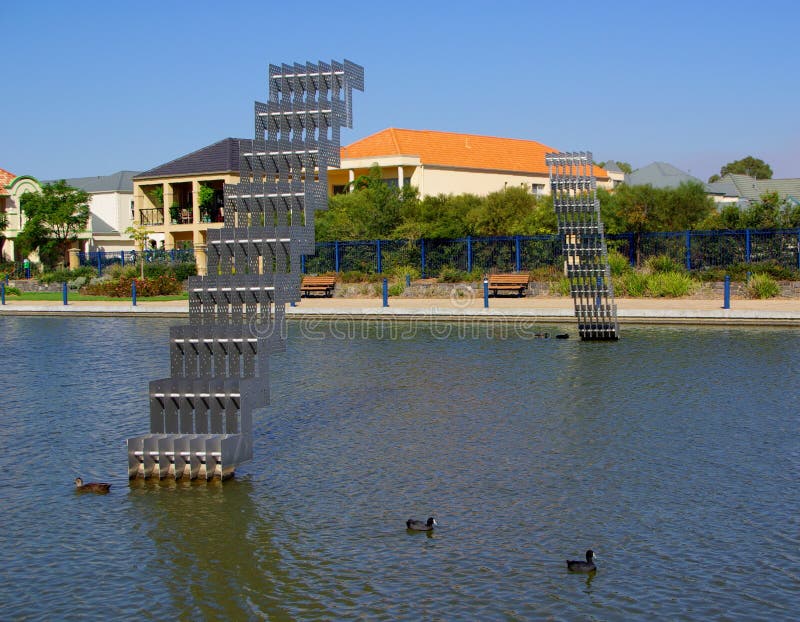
[{"left": 133, "top": 172, "right": 238, "bottom": 251}]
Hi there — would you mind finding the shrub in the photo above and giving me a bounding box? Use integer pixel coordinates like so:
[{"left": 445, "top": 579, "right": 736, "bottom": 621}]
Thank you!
[
  {"left": 438, "top": 266, "right": 470, "bottom": 283},
  {"left": 646, "top": 254, "right": 684, "bottom": 274},
  {"left": 607, "top": 250, "right": 632, "bottom": 276},
  {"left": 83, "top": 275, "right": 183, "bottom": 297},
  {"left": 549, "top": 277, "right": 571, "bottom": 296},
  {"left": 68, "top": 276, "right": 87, "bottom": 290},
  {"left": 646, "top": 271, "right": 698, "bottom": 297},
  {"left": 387, "top": 283, "right": 404, "bottom": 296},
  {"left": 615, "top": 272, "right": 649, "bottom": 297},
  {"left": 4, "top": 286, "right": 21, "bottom": 296},
  {"left": 172, "top": 261, "right": 198, "bottom": 282},
  {"left": 39, "top": 266, "right": 97, "bottom": 284},
  {"left": 337, "top": 270, "right": 382, "bottom": 283},
  {"left": 746, "top": 273, "right": 781, "bottom": 299},
  {"left": 388, "top": 264, "right": 420, "bottom": 281}
]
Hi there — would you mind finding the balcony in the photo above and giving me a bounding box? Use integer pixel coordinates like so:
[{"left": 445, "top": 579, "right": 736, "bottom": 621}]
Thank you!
[{"left": 140, "top": 208, "right": 164, "bottom": 226}]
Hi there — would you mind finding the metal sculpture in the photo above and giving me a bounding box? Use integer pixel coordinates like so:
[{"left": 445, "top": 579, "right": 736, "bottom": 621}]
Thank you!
[
  {"left": 546, "top": 152, "right": 619, "bottom": 340},
  {"left": 128, "top": 60, "right": 364, "bottom": 479}
]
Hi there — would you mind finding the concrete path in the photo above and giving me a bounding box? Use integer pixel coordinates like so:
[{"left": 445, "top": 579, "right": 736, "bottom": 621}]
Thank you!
[{"left": 1, "top": 295, "right": 798, "bottom": 325}]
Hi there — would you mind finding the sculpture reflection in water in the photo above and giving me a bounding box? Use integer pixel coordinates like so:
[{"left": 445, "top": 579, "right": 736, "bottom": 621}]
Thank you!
[{"left": 127, "top": 60, "right": 364, "bottom": 480}]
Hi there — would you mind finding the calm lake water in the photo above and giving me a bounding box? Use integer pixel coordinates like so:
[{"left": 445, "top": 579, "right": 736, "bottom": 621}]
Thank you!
[{"left": 0, "top": 316, "right": 798, "bottom": 620}]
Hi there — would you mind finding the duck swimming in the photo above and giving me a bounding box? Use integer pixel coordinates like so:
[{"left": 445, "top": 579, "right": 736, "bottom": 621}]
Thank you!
[
  {"left": 566, "top": 550, "right": 597, "bottom": 572},
  {"left": 406, "top": 517, "right": 437, "bottom": 531},
  {"left": 555, "top": 333, "right": 569, "bottom": 339},
  {"left": 74, "top": 477, "right": 111, "bottom": 493}
]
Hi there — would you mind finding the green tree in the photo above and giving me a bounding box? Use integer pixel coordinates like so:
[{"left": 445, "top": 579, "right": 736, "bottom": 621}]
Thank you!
[
  {"left": 467, "top": 186, "right": 541, "bottom": 236},
  {"left": 124, "top": 224, "right": 151, "bottom": 279},
  {"left": 17, "top": 180, "right": 90, "bottom": 268},
  {"left": 316, "top": 165, "right": 417, "bottom": 241},
  {"left": 708, "top": 156, "right": 773, "bottom": 183},
  {"left": 394, "top": 193, "right": 480, "bottom": 239}
]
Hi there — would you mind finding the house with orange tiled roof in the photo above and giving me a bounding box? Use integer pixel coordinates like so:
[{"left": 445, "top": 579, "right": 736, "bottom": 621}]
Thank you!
[
  {"left": 1, "top": 167, "right": 42, "bottom": 262},
  {"left": 328, "top": 128, "right": 610, "bottom": 198}
]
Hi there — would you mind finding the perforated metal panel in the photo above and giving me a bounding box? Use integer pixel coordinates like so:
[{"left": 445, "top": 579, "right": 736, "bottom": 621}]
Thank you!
[
  {"left": 128, "top": 59, "right": 364, "bottom": 479},
  {"left": 545, "top": 152, "right": 619, "bottom": 341}
]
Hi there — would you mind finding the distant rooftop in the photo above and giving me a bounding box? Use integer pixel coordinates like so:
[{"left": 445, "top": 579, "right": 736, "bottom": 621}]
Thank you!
[
  {"left": 341, "top": 128, "right": 609, "bottom": 179},
  {"left": 43, "top": 171, "right": 141, "bottom": 193},
  {"left": 626, "top": 162, "right": 720, "bottom": 194}
]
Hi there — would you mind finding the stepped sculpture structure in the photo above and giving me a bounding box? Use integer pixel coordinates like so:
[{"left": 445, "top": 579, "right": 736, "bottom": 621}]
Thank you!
[
  {"left": 546, "top": 152, "right": 619, "bottom": 340},
  {"left": 128, "top": 60, "right": 364, "bottom": 480}
]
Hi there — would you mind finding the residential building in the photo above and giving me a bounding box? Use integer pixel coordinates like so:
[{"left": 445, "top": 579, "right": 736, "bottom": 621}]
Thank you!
[
  {"left": 132, "top": 131, "right": 610, "bottom": 273},
  {"left": 330, "top": 128, "right": 611, "bottom": 197},
  {"left": 707, "top": 174, "right": 800, "bottom": 208},
  {"left": 625, "top": 162, "right": 735, "bottom": 205},
  {"left": 44, "top": 171, "right": 141, "bottom": 252},
  {"left": 1, "top": 168, "right": 42, "bottom": 261},
  {"left": 132, "top": 138, "right": 241, "bottom": 262}
]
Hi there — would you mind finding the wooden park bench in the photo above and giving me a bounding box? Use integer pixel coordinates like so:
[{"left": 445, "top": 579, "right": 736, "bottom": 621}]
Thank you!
[
  {"left": 300, "top": 275, "right": 337, "bottom": 297},
  {"left": 487, "top": 273, "right": 530, "bottom": 297}
]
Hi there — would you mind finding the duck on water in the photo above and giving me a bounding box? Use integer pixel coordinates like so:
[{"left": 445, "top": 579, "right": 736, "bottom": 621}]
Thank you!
[
  {"left": 566, "top": 550, "right": 597, "bottom": 573},
  {"left": 74, "top": 477, "right": 111, "bottom": 493},
  {"left": 406, "top": 517, "right": 437, "bottom": 532}
]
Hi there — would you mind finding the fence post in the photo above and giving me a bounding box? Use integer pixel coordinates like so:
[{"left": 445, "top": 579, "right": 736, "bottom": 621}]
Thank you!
[
  {"left": 483, "top": 277, "right": 489, "bottom": 308},
  {"left": 132, "top": 280, "right": 137, "bottom": 306},
  {"left": 797, "top": 229, "right": 800, "bottom": 271},
  {"left": 628, "top": 232, "right": 635, "bottom": 266},
  {"left": 420, "top": 238, "right": 426, "bottom": 278},
  {"left": 405, "top": 274, "right": 411, "bottom": 287},
  {"left": 121, "top": 250, "right": 125, "bottom": 267},
  {"left": 301, "top": 254, "right": 306, "bottom": 274},
  {"left": 515, "top": 236, "right": 522, "bottom": 272},
  {"left": 62, "top": 282, "right": 68, "bottom": 306},
  {"left": 723, "top": 275, "right": 730, "bottom": 309},
  {"left": 334, "top": 241, "right": 340, "bottom": 273},
  {"left": 685, "top": 231, "right": 692, "bottom": 271},
  {"left": 382, "top": 277, "right": 388, "bottom": 307},
  {"left": 467, "top": 236, "right": 472, "bottom": 274},
  {"left": 1, "top": 283, "right": 5, "bottom": 305},
  {"left": 745, "top": 229, "right": 751, "bottom": 263},
  {"left": 376, "top": 239, "right": 382, "bottom": 274},
  {"left": 96, "top": 252, "right": 102, "bottom": 276}
]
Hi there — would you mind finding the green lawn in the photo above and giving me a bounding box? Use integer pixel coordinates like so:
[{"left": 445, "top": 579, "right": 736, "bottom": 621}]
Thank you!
[{"left": 7, "top": 291, "right": 189, "bottom": 302}]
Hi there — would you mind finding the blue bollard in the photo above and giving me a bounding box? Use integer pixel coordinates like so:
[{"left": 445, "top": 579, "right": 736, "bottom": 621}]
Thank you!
[
  {"left": 382, "top": 277, "right": 388, "bottom": 307},
  {"left": 723, "top": 275, "right": 730, "bottom": 309},
  {"left": 62, "top": 282, "right": 68, "bottom": 306},
  {"left": 483, "top": 278, "right": 489, "bottom": 308},
  {"left": 132, "top": 280, "right": 137, "bottom": 306},
  {"left": 1, "top": 282, "right": 5, "bottom": 305}
]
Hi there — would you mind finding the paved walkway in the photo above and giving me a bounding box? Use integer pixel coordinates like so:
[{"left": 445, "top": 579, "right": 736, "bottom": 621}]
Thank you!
[{"left": 1, "top": 295, "right": 798, "bottom": 325}]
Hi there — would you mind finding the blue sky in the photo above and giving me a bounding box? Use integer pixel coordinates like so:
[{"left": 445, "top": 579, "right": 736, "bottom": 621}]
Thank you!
[{"left": 3, "top": 0, "right": 798, "bottom": 182}]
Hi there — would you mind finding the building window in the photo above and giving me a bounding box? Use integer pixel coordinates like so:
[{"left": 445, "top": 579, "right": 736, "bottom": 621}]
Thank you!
[
  {"left": 531, "top": 183, "right": 545, "bottom": 197},
  {"left": 332, "top": 184, "right": 348, "bottom": 195}
]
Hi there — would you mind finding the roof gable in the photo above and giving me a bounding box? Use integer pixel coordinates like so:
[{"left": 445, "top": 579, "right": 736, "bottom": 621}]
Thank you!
[
  {"left": 0, "top": 168, "right": 15, "bottom": 195},
  {"left": 341, "top": 128, "right": 609, "bottom": 179},
  {"left": 134, "top": 138, "right": 248, "bottom": 180},
  {"left": 626, "top": 162, "right": 716, "bottom": 192}
]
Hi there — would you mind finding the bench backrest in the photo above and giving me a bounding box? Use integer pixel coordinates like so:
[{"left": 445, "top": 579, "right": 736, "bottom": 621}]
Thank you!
[
  {"left": 488, "top": 274, "right": 529, "bottom": 284},
  {"left": 301, "top": 276, "right": 337, "bottom": 285}
]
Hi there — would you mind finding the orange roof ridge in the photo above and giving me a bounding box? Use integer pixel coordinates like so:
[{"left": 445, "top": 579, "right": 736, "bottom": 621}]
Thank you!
[{"left": 0, "top": 167, "right": 17, "bottom": 195}]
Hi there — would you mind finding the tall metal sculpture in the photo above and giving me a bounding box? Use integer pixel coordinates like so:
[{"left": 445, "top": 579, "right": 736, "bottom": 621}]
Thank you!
[
  {"left": 128, "top": 60, "right": 364, "bottom": 480},
  {"left": 546, "top": 152, "right": 619, "bottom": 340}
]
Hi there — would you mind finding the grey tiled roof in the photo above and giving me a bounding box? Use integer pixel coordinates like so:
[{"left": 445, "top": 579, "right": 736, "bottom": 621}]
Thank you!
[
  {"left": 44, "top": 171, "right": 141, "bottom": 193},
  {"left": 712, "top": 174, "right": 800, "bottom": 203},
  {"left": 134, "top": 138, "right": 249, "bottom": 180},
  {"left": 625, "top": 162, "right": 719, "bottom": 193}
]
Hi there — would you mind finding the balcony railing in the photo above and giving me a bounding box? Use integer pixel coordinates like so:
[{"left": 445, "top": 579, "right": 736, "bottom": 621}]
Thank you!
[{"left": 140, "top": 208, "right": 164, "bottom": 226}]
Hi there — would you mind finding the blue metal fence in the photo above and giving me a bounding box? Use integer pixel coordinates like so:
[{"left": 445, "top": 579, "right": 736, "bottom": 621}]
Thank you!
[
  {"left": 79, "top": 249, "right": 195, "bottom": 275},
  {"left": 75, "top": 230, "right": 800, "bottom": 277},
  {"left": 301, "top": 229, "right": 800, "bottom": 275}
]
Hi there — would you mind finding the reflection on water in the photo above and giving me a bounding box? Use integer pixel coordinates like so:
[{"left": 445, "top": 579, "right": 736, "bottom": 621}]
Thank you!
[{"left": 1, "top": 318, "right": 799, "bottom": 620}]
